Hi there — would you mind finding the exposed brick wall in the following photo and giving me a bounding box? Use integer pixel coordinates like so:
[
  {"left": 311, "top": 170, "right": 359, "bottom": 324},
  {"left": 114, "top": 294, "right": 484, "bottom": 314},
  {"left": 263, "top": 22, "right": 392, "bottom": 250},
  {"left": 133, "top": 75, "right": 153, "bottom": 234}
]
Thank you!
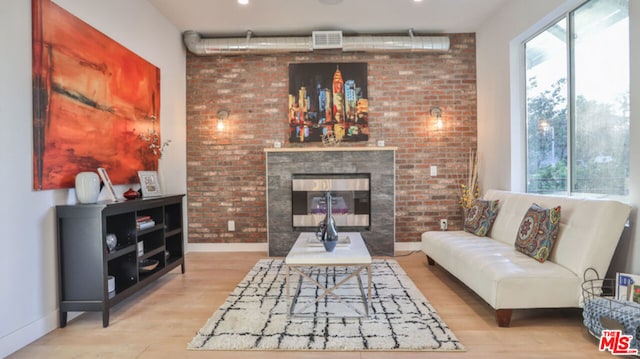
[{"left": 186, "top": 33, "right": 476, "bottom": 244}]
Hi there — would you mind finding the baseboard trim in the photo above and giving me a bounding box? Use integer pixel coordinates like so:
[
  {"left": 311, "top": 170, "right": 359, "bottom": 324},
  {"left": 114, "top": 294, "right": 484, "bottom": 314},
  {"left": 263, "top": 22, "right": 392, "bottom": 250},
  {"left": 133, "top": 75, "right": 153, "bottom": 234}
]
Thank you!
[
  {"left": 0, "top": 309, "right": 60, "bottom": 358},
  {"left": 395, "top": 242, "right": 422, "bottom": 252},
  {"left": 188, "top": 243, "right": 269, "bottom": 253},
  {"left": 187, "top": 242, "right": 423, "bottom": 253}
]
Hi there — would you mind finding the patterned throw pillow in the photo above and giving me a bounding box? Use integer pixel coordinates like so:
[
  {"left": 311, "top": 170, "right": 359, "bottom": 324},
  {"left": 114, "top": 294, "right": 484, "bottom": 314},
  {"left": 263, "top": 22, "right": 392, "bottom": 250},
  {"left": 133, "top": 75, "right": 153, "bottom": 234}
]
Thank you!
[
  {"left": 514, "top": 203, "right": 561, "bottom": 263},
  {"left": 463, "top": 199, "right": 500, "bottom": 237}
]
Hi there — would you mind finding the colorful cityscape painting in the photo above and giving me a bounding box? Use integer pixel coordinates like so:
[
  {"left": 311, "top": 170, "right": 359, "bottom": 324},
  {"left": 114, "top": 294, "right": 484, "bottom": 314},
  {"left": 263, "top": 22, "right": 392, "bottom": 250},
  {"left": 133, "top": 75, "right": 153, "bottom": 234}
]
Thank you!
[{"left": 288, "top": 63, "right": 369, "bottom": 143}]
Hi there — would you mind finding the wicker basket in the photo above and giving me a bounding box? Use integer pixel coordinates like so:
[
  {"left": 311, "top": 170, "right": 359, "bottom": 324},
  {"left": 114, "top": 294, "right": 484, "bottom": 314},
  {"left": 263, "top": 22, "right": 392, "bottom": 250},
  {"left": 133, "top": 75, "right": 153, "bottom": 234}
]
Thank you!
[{"left": 582, "top": 274, "right": 640, "bottom": 353}]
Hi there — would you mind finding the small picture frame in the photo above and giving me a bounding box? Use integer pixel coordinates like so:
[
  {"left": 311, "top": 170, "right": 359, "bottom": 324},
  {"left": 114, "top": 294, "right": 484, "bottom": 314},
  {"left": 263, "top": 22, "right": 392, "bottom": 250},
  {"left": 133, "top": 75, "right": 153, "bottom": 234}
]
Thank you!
[
  {"left": 97, "top": 167, "right": 117, "bottom": 201},
  {"left": 138, "top": 171, "right": 162, "bottom": 197}
]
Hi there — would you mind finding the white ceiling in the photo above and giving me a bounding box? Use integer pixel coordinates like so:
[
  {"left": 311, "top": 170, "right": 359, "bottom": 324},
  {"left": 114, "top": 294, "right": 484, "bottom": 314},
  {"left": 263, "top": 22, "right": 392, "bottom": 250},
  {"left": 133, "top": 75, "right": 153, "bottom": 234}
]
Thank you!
[{"left": 147, "top": 0, "right": 509, "bottom": 37}]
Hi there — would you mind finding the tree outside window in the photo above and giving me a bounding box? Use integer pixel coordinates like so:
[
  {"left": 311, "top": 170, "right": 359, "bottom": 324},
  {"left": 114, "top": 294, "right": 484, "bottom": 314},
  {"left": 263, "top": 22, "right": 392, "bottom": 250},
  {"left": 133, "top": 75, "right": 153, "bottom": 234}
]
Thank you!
[{"left": 524, "top": 0, "right": 629, "bottom": 197}]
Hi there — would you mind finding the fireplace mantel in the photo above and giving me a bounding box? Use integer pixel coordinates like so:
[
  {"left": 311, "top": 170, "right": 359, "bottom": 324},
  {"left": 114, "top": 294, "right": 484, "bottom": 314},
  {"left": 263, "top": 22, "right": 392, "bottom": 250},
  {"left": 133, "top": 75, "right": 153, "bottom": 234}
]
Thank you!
[
  {"left": 266, "top": 148, "right": 395, "bottom": 256},
  {"left": 264, "top": 146, "right": 397, "bottom": 153}
]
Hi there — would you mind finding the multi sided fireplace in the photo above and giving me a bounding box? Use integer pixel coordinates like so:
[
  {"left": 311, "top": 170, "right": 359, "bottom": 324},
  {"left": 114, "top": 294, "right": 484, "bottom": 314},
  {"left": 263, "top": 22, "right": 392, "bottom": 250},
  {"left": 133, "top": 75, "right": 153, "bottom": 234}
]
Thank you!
[{"left": 291, "top": 173, "right": 370, "bottom": 229}]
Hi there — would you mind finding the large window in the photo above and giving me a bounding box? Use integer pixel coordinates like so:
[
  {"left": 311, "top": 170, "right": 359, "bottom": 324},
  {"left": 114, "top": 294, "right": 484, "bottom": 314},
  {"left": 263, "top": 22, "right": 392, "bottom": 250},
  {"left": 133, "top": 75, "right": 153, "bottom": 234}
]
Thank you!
[{"left": 525, "top": 0, "right": 629, "bottom": 197}]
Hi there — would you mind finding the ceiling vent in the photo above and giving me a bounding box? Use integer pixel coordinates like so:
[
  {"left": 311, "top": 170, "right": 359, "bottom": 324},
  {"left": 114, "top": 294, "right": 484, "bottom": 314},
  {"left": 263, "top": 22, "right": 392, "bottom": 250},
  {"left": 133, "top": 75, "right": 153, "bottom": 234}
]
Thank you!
[{"left": 312, "top": 31, "right": 343, "bottom": 49}]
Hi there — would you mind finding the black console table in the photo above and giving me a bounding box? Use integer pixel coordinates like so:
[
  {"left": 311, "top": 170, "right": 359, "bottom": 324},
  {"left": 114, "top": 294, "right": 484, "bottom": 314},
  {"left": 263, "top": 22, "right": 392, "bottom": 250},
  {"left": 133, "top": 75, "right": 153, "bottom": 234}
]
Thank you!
[{"left": 56, "top": 195, "right": 185, "bottom": 327}]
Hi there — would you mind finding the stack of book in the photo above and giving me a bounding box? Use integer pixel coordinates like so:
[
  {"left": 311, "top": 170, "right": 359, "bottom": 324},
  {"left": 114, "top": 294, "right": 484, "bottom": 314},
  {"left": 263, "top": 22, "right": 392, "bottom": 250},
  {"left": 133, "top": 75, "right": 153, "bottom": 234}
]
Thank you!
[
  {"left": 136, "top": 215, "right": 156, "bottom": 230},
  {"left": 616, "top": 272, "right": 640, "bottom": 304}
]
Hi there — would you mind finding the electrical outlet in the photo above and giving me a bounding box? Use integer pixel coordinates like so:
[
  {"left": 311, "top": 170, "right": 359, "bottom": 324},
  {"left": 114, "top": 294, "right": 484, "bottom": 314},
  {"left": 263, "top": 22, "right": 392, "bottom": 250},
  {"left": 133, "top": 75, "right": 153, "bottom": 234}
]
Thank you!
[
  {"left": 228, "top": 220, "right": 235, "bottom": 231},
  {"left": 440, "top": 219, "right": 448, "bottom": 231}
]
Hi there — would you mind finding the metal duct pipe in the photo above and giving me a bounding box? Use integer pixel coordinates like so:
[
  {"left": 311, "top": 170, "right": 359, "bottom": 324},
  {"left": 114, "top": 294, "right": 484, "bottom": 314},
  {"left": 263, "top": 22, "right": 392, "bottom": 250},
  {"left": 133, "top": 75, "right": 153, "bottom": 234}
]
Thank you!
[
  {"left": 342, "top": 35, "right": 449, "bottom": 52},
  {"left": 183, "top": 30, "right": 449, "bottom": 56},
  {"left": 184, "top": 31, "right": 312, "bottom": 55}
]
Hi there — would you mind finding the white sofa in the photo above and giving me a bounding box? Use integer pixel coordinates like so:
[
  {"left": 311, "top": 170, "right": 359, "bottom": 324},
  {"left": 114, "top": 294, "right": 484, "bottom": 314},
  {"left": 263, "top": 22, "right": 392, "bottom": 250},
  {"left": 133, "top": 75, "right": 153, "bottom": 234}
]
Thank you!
[{"left": 421, "top": 189, "right": 631, "bottom": 327}]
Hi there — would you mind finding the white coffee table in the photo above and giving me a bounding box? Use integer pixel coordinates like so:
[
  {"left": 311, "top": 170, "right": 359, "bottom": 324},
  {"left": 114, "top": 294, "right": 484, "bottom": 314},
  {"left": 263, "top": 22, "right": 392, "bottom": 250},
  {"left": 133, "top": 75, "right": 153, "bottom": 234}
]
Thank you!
[{"left": 285, "top": 232, "right": 372, "bottom": 318}]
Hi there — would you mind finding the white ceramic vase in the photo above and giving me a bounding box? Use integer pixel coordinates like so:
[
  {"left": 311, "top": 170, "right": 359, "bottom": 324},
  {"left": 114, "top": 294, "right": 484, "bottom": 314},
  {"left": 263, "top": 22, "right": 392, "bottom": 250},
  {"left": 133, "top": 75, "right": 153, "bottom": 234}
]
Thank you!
[{"left": 75, "top": 171, "right": 100, "bottom": 204}]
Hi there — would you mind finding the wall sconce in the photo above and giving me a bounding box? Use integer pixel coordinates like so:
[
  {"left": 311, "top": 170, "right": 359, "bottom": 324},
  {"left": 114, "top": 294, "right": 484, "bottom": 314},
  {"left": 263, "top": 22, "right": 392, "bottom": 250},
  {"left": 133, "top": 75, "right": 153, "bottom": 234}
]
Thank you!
[
  {"left": 217, "top": 109, "right": 229, "bottom": 131},
  {"left": 430, "top": 107, "right": 443, "bottom": 130}
]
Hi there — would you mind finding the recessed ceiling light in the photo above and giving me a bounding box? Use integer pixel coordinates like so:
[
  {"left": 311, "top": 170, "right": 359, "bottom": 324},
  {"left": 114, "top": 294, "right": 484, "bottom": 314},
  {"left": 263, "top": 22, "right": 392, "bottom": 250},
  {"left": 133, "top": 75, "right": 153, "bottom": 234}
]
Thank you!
[{"left": 238, "top": 0, "right": 249, "bottom": 5}]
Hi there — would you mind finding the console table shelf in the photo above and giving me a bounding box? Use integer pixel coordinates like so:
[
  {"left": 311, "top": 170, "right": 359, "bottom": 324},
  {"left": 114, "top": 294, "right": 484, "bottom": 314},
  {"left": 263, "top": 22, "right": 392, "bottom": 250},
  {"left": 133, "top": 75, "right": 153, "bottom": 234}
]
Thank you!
[{"left": 56, "top": 194, "right": 185, "bottom": 327}]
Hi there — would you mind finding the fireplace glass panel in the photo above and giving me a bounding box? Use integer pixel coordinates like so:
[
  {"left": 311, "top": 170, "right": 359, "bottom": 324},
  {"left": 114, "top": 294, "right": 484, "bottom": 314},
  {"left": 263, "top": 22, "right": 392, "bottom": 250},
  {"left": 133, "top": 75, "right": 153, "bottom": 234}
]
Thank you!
[{"left": 291, "top": 174, "right": 370, "bottom": 229}]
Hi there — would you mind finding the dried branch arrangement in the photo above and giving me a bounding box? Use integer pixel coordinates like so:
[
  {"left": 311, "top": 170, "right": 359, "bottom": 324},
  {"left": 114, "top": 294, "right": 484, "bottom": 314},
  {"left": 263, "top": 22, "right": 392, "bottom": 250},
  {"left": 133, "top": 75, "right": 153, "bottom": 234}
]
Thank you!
[{"left": 459, "top": 149, "right": 479, "bottom": 209}]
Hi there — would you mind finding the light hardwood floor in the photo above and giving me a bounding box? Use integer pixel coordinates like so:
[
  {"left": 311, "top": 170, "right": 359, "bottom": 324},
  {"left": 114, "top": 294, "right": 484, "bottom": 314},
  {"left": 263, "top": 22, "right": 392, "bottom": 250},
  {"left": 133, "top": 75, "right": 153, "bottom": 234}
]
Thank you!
[{"left": 10, "top": 251, "right": 611, "bottom": 358}]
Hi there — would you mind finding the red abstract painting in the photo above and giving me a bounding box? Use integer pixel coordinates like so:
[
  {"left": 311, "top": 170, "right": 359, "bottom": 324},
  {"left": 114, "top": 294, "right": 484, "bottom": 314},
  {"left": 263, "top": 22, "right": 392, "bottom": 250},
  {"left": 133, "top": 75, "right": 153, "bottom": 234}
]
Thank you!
[{"left": 32, "top": 0, "right": 161, "bottom": 190}]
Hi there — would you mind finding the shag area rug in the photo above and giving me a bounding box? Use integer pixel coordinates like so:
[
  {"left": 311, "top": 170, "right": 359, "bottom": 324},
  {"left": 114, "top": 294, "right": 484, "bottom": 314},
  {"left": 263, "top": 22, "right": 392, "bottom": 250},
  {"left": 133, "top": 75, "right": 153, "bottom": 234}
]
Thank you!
[{"left": 188, "top": 258, "right": 464, "bottom": 351}]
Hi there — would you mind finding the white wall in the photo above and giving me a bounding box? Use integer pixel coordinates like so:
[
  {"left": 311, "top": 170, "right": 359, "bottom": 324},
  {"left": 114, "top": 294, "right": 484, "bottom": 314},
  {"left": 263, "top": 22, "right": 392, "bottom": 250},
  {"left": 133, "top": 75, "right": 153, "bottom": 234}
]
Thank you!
[
  {"left": 476, "top": 0, "right": 569, "bottom": 191},
  {"left": 0, "top": 0, "right": 186, "bottom": 356},
  {"left": 477, "top": 0, "right": 639, "bottom": 274}
]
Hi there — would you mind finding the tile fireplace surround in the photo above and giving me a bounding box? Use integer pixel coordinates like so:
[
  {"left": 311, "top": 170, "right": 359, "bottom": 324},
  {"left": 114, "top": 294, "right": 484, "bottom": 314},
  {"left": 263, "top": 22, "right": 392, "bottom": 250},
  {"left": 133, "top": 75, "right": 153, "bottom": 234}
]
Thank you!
[{"left": 265, "top": 146, "right": 396, "bottom": 256}]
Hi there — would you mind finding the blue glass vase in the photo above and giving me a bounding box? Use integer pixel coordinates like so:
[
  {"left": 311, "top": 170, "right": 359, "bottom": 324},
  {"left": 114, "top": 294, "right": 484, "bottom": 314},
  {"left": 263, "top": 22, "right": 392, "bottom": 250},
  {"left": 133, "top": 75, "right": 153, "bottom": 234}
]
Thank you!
[{"left": 317, "top": 191, "right": 339, "bottom": 252}]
